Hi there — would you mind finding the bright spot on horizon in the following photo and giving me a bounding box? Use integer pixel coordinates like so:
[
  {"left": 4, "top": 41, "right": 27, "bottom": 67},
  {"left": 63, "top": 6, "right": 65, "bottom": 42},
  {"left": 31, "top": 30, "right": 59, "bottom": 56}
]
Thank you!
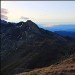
[{"left": 1, "top": 1, "right": 75, "bottom": 27}]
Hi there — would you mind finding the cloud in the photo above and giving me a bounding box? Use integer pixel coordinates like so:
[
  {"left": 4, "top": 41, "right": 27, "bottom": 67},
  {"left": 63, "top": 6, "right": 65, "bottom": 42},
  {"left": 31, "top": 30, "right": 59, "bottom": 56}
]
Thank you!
[
  {"left": 1, "top": 8, "right": 8, "bottom": 20},
  {"left": 20, "top": 16, "right": 29, "bottom": 20},
  {"left": 1, "top": 8, "right": 8, "bottom": 14},
  {"left": 42, "top": 24, "right": 54, "bottom": 27},
  {"left": 1, "top": 14, "right": 8, "bottom": 20}
]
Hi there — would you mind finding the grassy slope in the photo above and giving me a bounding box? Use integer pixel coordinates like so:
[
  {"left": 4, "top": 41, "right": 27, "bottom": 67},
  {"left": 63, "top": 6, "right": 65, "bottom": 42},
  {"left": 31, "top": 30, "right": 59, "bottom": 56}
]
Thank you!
[{"left": 15, "top": 55, "right": 75, "bottom": 75}]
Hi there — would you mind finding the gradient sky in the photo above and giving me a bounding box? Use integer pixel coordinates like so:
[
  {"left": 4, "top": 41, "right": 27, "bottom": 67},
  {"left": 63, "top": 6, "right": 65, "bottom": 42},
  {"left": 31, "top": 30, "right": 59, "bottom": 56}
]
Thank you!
[{"left": 1, "top": 1, "right": 75, "bottom": 27}]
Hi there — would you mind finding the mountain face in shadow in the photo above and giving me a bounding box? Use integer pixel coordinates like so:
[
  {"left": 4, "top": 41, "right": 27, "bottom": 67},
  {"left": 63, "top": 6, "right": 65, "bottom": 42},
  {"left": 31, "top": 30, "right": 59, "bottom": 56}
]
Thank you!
[{"left": 1, "top": 20, "right": 75, "bottom": 75}]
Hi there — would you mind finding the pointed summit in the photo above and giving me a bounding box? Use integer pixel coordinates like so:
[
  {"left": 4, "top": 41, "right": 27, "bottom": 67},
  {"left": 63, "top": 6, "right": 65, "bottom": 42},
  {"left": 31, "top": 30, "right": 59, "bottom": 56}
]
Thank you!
[
  {"left": 26, "top": 20, "right": 37, "bottom": 26},
  {"left": 26, "top": 20, "right": 32, "bottom": 22},
  {"left": 24, "top": 20, "right": 41, "bottom": 34}
]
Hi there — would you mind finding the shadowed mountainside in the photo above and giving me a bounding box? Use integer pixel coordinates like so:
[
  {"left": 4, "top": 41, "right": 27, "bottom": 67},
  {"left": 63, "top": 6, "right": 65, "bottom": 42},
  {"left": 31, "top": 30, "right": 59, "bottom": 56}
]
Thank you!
[{"left": 1, "top": 20, "right": 75, "bottom": 75}]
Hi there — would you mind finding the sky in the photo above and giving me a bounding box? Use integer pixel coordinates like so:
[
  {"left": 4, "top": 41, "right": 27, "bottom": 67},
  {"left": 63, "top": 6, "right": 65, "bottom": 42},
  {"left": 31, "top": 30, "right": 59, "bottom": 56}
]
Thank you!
[{"left": 1, "top": 1, "right": 75, "bottom": 27}]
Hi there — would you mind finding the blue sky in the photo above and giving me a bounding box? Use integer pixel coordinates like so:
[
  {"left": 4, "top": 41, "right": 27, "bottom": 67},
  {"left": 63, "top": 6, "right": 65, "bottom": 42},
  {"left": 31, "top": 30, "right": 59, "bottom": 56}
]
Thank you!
[{"left": 1, "top": 1, "right": 75, "bottom": 27}]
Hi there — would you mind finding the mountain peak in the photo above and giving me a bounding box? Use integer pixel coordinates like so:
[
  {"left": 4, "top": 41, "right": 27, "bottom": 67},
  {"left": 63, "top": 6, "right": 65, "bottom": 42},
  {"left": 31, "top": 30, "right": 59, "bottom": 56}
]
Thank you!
[
  {"left": 26, "top": 20, "right": 36, "bottom": 25},
  {"left": 26, "top": 20, "right": 32, "bottom": 22}
]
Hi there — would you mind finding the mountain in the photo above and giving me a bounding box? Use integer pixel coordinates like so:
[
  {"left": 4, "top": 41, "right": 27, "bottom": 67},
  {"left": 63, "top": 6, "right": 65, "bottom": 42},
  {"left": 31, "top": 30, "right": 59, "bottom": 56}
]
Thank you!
[
  {"left": 43, "top": 25, "right": 75, "bottom": 32},
  {"left": 1, "top": 19, "right": 8, "bottom": 24},
  {"left": 1, "top": 20, "right": 75, "bottom": 75}
]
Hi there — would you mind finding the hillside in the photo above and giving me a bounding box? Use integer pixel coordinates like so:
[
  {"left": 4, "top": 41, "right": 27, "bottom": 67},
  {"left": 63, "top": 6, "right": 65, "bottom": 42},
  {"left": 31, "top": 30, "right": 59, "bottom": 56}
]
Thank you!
[
  {"left": 1, "top": 20, "right": 75, "bottom": 75},
  {"left": 15, "top": 55, "right": 75, "bottom": 75}
]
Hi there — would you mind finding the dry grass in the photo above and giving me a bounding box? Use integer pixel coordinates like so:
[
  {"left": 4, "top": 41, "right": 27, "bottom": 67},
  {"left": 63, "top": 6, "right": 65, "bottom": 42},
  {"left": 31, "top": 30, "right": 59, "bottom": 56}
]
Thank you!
[{"left": 15, "top": 57, "right": 75, "bottom": 75}]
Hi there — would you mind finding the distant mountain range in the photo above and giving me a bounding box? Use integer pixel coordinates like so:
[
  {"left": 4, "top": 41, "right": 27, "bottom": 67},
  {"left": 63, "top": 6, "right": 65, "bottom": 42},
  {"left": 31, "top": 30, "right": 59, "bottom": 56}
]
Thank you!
[
  {"left": 43, "top": 25, "right": 75, "bottom": 32},
  {"left": 42, "top": 24, "right": 75, "bottom": 38},
  {"left": 1, "top": 20, "right": 75, "bottom": 75}
]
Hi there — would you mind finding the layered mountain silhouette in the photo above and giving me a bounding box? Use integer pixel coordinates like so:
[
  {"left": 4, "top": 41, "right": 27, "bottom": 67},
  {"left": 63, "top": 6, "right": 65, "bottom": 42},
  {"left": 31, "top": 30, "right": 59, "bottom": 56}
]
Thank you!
[{"left": 1, "top": 20, "right": 75, "bottom": 75}]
